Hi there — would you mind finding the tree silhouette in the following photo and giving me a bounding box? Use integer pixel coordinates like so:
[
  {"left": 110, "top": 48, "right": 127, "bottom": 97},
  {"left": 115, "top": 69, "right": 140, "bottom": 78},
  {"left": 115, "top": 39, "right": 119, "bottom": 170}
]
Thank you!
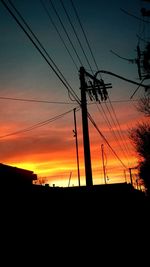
[
  {"left": 129, "top": 122, "right": 150, "bottom": 194},
  {"left": 142, "top": 43, "right": 150, "bottom": 77},
  {"left": 139, "top": 160, "right": 150, "bottom": 194},
  {"left": 33, "top": 176, "right": 47, "bottom": 185},
  {"left": 137, "top": 95, "right": 150, "bottom": 116}
]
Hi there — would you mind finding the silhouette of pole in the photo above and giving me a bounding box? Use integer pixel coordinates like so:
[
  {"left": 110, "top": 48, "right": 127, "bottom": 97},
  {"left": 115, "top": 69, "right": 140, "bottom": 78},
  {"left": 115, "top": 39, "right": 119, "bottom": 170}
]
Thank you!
[
  {"left": 68, "top": 171, "right": 72, "bottom": 187},
  {"left": 101, "top": 144, "right": 107, "bottom": 184},
  {"left": 73, "top": 108, "right": 80, "bottom": 186},
  {"left": 124, "top": 170, "right": 127, "bottom": 183},
  {"left": 129, "top": 168, "right": 133, "bottom": 186},
  {"left": 79, "top": 66, "right": 93, "bottom": 186}
]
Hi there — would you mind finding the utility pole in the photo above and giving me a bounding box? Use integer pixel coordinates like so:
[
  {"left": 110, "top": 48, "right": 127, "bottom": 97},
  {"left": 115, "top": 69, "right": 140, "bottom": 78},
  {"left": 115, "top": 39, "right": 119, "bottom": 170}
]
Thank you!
[
  {"left": 79, "top": 67, "right": 111, "bottom": 187},
  {"left": 129, "top": 168, "right": 133, "bottom": 186},
  {"left": 101, "top": 144, "right": 107, "bottom": 184},
  {"left": 124, "top": 169, "right": 127, "bottom": 183},
  {"left": 80, "top": 67, "right": 93, "bottom": 186},
  {"left": 73, "top": 108, "right": 80, "bottom": 186}
]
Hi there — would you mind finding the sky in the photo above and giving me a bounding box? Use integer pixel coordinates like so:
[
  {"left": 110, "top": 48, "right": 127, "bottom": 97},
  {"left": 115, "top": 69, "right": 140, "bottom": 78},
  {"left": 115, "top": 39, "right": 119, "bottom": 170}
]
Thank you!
[{"left": 0, "top": 0, "right": 149, "bottom": 187}]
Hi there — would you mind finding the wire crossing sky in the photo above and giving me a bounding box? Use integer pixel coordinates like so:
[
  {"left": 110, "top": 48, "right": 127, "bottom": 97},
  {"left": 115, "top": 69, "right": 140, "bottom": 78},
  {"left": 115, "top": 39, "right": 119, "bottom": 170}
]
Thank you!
[{"left": 0, "top": 0, "right": 147, "bottom": 186}]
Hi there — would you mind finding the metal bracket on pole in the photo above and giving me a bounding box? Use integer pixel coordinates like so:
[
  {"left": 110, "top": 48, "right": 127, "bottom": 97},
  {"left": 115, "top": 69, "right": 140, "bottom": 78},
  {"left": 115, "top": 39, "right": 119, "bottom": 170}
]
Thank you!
[{"left": 79, "top": 67, "right": 112, "bottom": 186}]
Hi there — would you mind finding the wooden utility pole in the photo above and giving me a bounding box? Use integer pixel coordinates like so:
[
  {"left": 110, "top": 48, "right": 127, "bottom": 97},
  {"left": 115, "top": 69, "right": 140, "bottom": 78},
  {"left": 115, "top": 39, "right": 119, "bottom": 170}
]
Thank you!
[
  {"left": 124, "top": 170, "right": 127, "bottom": 183},
  {"left": 129, "top": 168, "right": 133, "bottom": 186},
  {"left": 80, "top": 67, "right": 93, "bottom": 186},
  {"left": 79, "top": 67, "right": 111, "bottom": 186}
]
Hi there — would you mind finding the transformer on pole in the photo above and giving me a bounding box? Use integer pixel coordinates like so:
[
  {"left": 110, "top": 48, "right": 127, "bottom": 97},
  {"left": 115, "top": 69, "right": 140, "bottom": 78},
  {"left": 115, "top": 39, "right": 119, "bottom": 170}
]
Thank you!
[{"left": 79, "top": 66, "right": 112, "bottom": 187}]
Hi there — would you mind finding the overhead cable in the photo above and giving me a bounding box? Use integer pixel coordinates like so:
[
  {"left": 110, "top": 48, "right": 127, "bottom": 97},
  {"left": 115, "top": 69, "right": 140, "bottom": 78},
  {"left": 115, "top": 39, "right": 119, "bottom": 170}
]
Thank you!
[
  {"left": 48, "top": 0, "right": 83, "bottom": 67},
  {"left": 60, "top": 0, "right": 93, "bottom": 74},
  {"left": 0, "top": 96, "right": 138, "bottom": 104},
  {"left": 70, "top": 0, "right": 100, "bottom": 75},
  {"left": 0, "top": 96, "right": 75, "bottom": 104},
  {"left": 88, "top": 113, "right": 127, "bottom": 169},
  {"left": 70, "top": 1, "right": 131, "bottom": 166},
  {"left": 1, "top": 0, "right": 80, "bottom": 105},
  {"left": 40, "top": 0, "right": 78, "bottom": 71},
  {"left": 0, "top": 108, "right": 79, "bottom": 139}
]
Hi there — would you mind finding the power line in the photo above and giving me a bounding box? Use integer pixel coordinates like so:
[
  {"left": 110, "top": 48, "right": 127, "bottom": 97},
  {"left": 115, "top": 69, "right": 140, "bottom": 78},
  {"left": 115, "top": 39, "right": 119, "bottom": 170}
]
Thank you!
[
  {"left": 130, "top": 77, "right": 147, "bottom": 99},
  {"left": 88, "top": 99, "right": 138, "bottom": 104},
  {"left": 92, "top": 69, "right": 149, "bottom": 160},
  {"left": 6, "top": 0, "right": 74, "bottom": 98},
  {"left": 110, "top": 49, "right": 135, "bottom": 63},
  {"left": 48, "top": 0, "right": 83, "bottom": 67},
  {"left": 71, "top": 0, "right": 147, "bottom": 164},
  {"left": 95, "top": 103, "right": 113, "bottom": 130},
  {"left": 70, "top": 0, "right": 100, "bottom": 75},
  {"left": 103, "top": 101, "right": 130, "bottom": 163},
  {"left": 0, "top": 96, "right": 139, "bottom": 104},
  {"left": 1, "top": 0, "right": 80, "bottom": 105},
  {"left": 93, "top": 71, "right": 133, "bottom": 161},
  {"left": 89, "top": 100, "right": 132, "bottom": 165},
  {"left": 93, "top": 100, "right": 130, "bottom": 164},
  {"left": 121, "top": 8, "right": 150, "bottom": 24},
  {"left": 70, "top": 1, "right": 132, "bottom": 165},
  {"left": 86, "top": 71, "right": 131, "bottom": 165},
  {"left": 1, "top": 0, "right": 130, "bottom": 171},
  {"left": 107, "top": 98, "right": 132, "bottom": 159},
  {"left": 94, "top": 103, "right": 128, "bottom": 161},
  {"left": 40, "top": 0, "right": 78, "bottom": 71},
  {"left": 0, "top": 108, "right": 79, "bottom": 139},
  {"left": 63, "top": 2, "right": 139, "bottom": 168},
  {"left": 93, "top": 104, "right": 127, "bottom": 162},
  {"left": 0, "top": 96, "right": 75, "bottom": 104},
  {"left": 59, "top": 0, "right": 93, "bottom": 74},
  {"left": 88, "top": 113, "right": 127, "bottom": 169}
]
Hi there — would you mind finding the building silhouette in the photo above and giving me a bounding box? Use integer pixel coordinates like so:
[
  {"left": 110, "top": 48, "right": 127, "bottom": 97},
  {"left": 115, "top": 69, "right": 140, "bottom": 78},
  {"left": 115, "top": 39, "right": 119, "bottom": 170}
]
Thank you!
[{"left": 0, "top": 163, "right": 37, "bottom": 187}]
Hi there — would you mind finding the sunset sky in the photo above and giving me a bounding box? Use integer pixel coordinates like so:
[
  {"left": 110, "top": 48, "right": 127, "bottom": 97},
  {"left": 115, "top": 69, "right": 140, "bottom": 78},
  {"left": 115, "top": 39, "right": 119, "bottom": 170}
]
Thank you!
[{"left": 0, "top": 0, "right": 149, "bottom": 187}]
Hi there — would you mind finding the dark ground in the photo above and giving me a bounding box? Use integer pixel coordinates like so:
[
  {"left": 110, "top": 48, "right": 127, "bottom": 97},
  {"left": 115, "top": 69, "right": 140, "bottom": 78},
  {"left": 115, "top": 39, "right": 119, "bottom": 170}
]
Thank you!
[{"left": 1, "top": 182, "right": 149, "bottom": 263}]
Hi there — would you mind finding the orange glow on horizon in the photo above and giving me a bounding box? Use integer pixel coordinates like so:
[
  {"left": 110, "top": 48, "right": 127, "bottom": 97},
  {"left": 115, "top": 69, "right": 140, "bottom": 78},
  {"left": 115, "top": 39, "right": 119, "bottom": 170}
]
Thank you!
[
  {"left": 0, "top": 92, "right": 143, "bottom": 188},
  {"left": 4, "top": 148, "right": 139, "bottom": 187}
]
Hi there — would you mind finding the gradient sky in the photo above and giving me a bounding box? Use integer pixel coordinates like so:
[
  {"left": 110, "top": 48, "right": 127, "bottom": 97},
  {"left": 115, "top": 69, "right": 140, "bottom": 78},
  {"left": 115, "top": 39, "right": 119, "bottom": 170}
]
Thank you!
[{"left": 0, "top": 0, "right": 149, "bottom": 187}]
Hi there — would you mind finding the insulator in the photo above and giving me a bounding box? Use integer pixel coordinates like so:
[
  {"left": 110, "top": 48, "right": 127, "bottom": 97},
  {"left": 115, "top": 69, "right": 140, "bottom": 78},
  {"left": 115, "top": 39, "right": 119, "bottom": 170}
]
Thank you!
[
  {"left": 102, "top": 87, "right": 108, "bottom": 101},
  {"left": 92, "top": 87, "right": 99, "bottom": 101}
]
